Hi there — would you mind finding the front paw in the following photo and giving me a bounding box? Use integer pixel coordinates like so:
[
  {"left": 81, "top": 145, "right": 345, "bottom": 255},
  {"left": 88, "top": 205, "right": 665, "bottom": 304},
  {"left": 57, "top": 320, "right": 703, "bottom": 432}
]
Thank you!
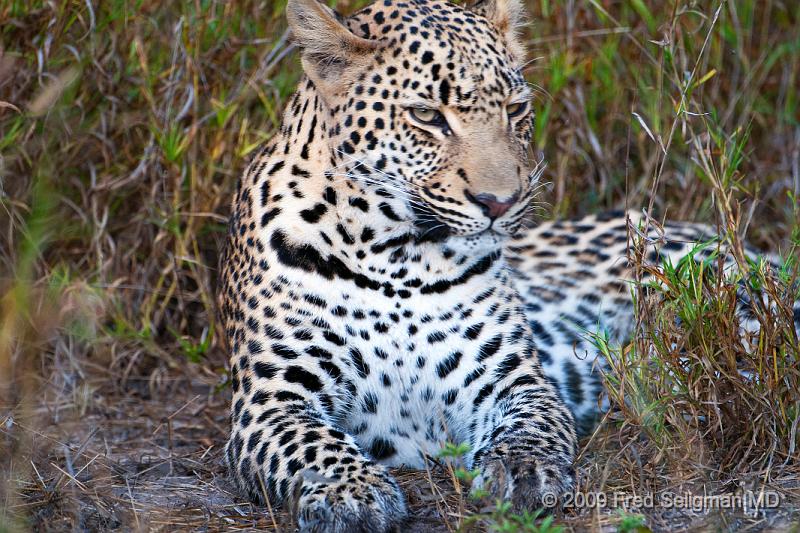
[
  {"left": 472, "top": 442, "right": 574, "bottom": 512},
  {"left": 293, "top": 465, "right": 406, "bottom": 533}
]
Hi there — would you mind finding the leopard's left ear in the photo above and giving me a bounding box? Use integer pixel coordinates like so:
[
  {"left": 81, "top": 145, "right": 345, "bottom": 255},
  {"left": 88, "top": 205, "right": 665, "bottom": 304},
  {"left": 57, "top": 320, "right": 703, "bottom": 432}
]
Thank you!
[
  {"left": 286, "top": 0, "right": 381, "bottom": 96},
  {"left": 468, "top": 0, "right": 527, "bottom": 61}
]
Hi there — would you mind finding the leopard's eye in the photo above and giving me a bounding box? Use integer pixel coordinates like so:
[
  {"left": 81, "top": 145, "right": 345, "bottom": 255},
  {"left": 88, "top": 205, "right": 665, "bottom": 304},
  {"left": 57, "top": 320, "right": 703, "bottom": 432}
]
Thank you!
[
  {"left": 506, "top": 102, "right": 528, "bottom": 118},
  {"left": 409, "top": 107, "right": 447, "bottom": 127}
]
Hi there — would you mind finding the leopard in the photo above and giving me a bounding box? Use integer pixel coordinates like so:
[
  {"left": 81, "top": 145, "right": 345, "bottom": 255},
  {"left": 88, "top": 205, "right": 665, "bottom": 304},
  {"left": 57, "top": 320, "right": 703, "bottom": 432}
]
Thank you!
[{"left": 218, "top": 0, "right": 800, "bottom": 531}]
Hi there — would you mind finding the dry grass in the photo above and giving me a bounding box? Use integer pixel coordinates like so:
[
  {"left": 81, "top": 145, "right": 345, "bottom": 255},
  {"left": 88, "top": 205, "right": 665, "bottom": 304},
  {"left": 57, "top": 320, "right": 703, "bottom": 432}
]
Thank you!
[{"left": 1, "top": 0, "right": 799, "bottom": 531}]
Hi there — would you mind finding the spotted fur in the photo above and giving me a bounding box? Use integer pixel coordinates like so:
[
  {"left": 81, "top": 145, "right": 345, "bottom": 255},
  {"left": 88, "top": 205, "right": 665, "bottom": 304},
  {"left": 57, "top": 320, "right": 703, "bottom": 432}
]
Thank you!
[
  {"left": 218, "top": 0, "right": 799, "bottom": 530},
  {"left": 507, "top": 211, "right": 800, "bottom": 432}
]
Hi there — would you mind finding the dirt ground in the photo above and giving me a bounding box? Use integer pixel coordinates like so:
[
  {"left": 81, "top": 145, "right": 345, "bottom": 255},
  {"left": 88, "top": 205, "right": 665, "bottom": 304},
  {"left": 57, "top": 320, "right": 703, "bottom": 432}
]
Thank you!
[
  {"left": 5, "top": 376, "right": 478, "bottom": 532},
  {"left": 4, "top": 373, "right": 798, "bottom": 532}
]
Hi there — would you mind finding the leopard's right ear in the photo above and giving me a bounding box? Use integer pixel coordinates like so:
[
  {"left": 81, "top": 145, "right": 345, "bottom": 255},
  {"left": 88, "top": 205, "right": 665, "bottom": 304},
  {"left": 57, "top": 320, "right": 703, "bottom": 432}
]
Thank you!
[
  {"left": 286, "top": 0, "right": 380, "bottom": 95},
  {"left": 468, "top": 0, "right": 527, "bottom": 62}
]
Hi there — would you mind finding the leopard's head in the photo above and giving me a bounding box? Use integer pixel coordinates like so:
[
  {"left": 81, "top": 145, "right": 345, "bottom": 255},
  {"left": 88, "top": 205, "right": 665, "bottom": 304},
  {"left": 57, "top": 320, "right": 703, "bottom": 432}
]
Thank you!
[{"left": 288, "top": 0, "right": 539, "bottom": 247}]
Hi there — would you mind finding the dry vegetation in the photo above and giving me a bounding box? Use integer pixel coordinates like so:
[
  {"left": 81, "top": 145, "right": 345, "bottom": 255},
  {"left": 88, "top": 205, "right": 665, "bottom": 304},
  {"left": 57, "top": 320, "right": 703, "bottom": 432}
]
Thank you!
[{"left": 1, "top": 0, "right": 799, "bottom": 531}]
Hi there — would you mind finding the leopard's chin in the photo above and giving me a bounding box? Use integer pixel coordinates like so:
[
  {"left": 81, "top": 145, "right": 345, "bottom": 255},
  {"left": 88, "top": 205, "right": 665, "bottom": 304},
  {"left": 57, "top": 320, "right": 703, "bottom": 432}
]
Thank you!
[
  {"left": 444, "top": 229, "right": 509, "bottom": 255},
  {"left": 412, "top": 219, "right": 510, "bottom": 252}
]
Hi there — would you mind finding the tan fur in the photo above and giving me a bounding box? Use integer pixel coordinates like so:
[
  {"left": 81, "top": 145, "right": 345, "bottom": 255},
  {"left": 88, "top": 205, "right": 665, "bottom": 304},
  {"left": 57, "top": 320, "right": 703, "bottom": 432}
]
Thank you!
[
  {"left": 454, "top": 121, "right": 524, "bottom": 203},
  {"left": 286, "top": 0, "right": 381, "bottom": 96},
  {"left": 468, "top": 0, "right": 527, "bottom": 62}
]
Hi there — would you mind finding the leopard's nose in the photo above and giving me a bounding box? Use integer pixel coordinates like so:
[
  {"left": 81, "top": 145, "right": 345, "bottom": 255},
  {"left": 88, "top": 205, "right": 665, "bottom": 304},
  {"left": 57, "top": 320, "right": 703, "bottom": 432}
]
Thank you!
[{"left": 466, "top": 190, "right": 520, "bottom": 219}]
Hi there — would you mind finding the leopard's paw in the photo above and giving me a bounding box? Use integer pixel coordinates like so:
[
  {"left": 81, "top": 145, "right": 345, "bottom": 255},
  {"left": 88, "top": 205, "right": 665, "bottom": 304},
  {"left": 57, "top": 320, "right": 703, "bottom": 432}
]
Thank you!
[
  {"left": 472, "top": 442, "right": 574, "bottom": 512},
  {"left": 293, "top": 465, "right": 406, "bottom": 533}
]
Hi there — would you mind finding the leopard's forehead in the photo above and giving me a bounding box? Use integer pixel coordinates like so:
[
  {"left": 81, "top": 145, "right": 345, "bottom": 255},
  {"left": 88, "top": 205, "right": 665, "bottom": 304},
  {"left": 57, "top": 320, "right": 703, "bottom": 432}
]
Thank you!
[{"left": 344, "top": 0, "right": 527, "bottom": 107}]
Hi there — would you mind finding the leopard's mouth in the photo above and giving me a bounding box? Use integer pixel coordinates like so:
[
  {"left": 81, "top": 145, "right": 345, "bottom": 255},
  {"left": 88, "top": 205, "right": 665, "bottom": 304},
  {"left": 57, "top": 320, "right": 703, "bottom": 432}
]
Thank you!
[
  {"left": 410, "top": 192, "right": 529, "bottom": 244},
  {"left": 411, "top": 204, "right": 516, "bottom": 245}
]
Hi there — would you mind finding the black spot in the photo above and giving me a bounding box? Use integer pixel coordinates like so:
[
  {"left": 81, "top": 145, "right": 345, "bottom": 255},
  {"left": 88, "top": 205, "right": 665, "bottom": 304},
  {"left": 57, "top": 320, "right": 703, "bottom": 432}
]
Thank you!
[
  {"left": 287, "top": 458, "right": 304, "bottom": 476},
  {"left": 494, "top": 354, "right": 520, "bottom": 380},
  {"left": 439, "top": 78, "right": 450, "bottom": 105},
  {"left": 270, "top": 230, "right": 387, "bottom": 293},
  {"left": 379, "top": 202, "right": 402, "bottom": 221},
  {"left": 464, "top": 323, "right": 484, "bottom": 339},
  {"left": 563, "top": 360, "right": 584, "bottom": 405},
  {"left": 304, "top": 447, "right": 317, "bottom": 463},
  {"left": 529, "top": 320, "right": 555, "bottom": 346},
  {"left": 664, "top": 240, "right": 685, "bottom": 251},
  {"left": 361, "top": 227, "right": 376, "bottom": 243},
  {"left": 254, "top": 362, "right": 277, "bottom": 379},
  {"left": 323, "top": 331, "right": 346, "bottom": 346},
  {"left": 473, "top": 383, "right": 494, "bottom": 407},
  {"left": 291, "top": 164, "right": 311, "bottom": 178},
  {"left": 260, "top": 207, "right": 281, "bottom": 227},
  {"left": 307, "top": 346, "right": 333, "bottom": 359},
  {"left": 239, "top": 456, "right": 252, "bottom": 480},
  {"left": 292, "top": 329, "right": 314, "bottom": 341},
  {"left": 427, "top": 331, "right": 447, "bottom": 344},
  {"left": 247, "top": 430, "right": 263, "bottom": 453},
  {"left": 303, "top": 294, "right": 327, "bottom": 308},
  {"left": 264, "top": 324, "right": 284, "bottom": 340},
  {"left": 323, "top": 187, "right": 337, "bottom": 205},
  {"left": 251, "top": 390, "right": 270, "bottom": 405},
  {"left": 336, "top": 223, "right": 356, "bottom": 245},
  {"left": 273, "top": 344, "right": 301, "bottom": 359},
  {"left": 350, "top": 348, "right": 370, "bottom": 378},
  {"left": 362, "top": 392, "right": 378, "bottom": 413},
  {"left": 436, "top": 351, "right": 463, "bottom": 378},
  {"left": 276, "top": 391, "right": 305, "bottom": 402},
  {"left": 260, "top": 179, "right": 271, "bottom": 207},
  {"left": 349, "top": 197, "right": 370, "bottom": 212},
  {"left": 256, "top": 443, "right": 269, "bottom": 465},
  {"left": 369, "top": 438, "right": 396, "bottom": 460},
  {"left": 319, "top": 361, "right": 341, "bottom": 380},
  {"left": 477, "top": 334, "right": 503, "bottom": 362},
  {"left": 371, "top": 232, "right": 413, "bottom": 254},
  {"left": 267, "top": 161, "right": 285, "bottom": 176},
  {"left": 463, "top": 366, "right": 485, "bottom": 387},
  {"left": 442, "top": 389, "right": 458, "bottom": 405},
  {"left": 300, "top": 203, "right": 328, "bottom": 223},
  {"left": 285, "top": 366, "right": 323, "bottom": 392}
]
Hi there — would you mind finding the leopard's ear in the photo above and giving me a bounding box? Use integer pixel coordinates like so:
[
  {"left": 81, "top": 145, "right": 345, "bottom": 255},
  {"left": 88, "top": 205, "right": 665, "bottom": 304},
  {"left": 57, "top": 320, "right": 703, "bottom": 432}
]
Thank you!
[
  {"left": 468, "top": 0, "right": 527, "bottom": 61},
  {"left": 286, "top": 0, "right": 380, "bottom": 95}
]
